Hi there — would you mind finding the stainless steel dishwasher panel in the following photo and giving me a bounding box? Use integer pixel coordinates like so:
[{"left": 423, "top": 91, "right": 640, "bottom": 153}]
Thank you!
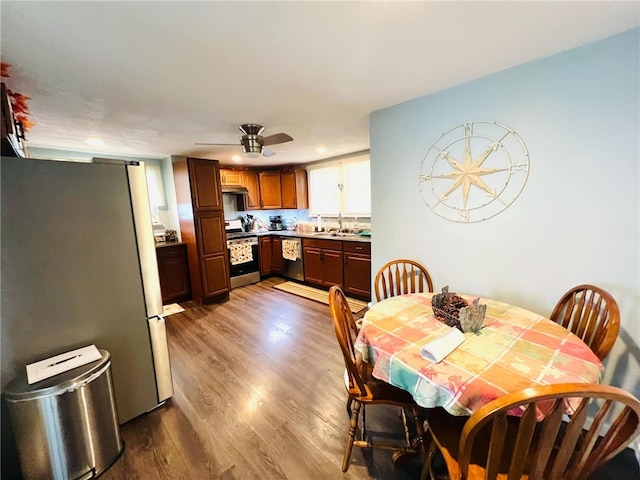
[{"left": 282, "top": 238, "right": 304, "bottom": 281}]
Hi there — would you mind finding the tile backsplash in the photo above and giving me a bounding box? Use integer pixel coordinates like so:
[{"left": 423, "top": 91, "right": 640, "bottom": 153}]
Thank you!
[{"left": 222, "top": 194, "right": 370, "bottom": 231}]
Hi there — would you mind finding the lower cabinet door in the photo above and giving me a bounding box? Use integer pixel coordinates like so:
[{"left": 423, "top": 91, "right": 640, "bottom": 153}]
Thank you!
[
  {"left": 343, "top": 253, "right": 371, "bottom": 299},
  {"left": 303, "top": 247, "right": 323, "bottom": 285},
  {"left": 202, "top": 254, "right": 230, "bottom": 299},
  {"left": 271, "top": 237, "right": 283, "bottom": 274},
  {"left": 322, "top": 249, "right": 343, "bottom": 287},
  {"left": 259, "top": 237, "right": 272, "bottom": 275},
  {"left": 159, "top": 255, "right": 191, "bottom": 303},
  {"left": 156, "top": 244, "right": 192, "bottom": 304}
]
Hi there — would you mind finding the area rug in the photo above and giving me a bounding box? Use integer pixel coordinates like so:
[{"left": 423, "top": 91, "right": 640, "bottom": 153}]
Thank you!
[
  {"left": 160, "top": 303, "right": 185, "bottom": 317},
  {"left": 273, "top": 281, "right": 368, "bottom": 313}
]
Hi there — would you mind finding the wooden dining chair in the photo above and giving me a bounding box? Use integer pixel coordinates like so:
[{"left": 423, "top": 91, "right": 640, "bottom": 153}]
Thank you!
[
  {"left": 549, "top": 284, "right": 620, "bottom": 361},
  {"left": 421, "top": 383, "right": 640, "bottom": 480},
  {"left": 328, "top": 285, "right": 426, "bottom": 471},
  {"left": 374, "top": 259, "right": 434, "bottom": 302}
]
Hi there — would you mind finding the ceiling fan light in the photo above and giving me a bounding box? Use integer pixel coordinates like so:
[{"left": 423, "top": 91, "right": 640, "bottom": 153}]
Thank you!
[{"left": 241, "top": 135, "right": 264, "bottom": 158}]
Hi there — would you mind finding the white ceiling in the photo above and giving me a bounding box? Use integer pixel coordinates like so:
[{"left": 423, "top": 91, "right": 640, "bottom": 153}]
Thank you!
[{"left": 1, "top": 1, "right": 638, "bottom": 167}]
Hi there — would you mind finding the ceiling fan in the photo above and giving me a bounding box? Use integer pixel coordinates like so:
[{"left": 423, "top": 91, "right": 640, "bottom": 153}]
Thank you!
[{"left": 196, "top": 124, "right": 293, "bottom": 158}]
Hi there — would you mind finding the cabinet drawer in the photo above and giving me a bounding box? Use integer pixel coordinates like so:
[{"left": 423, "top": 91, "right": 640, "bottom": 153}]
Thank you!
[
  {"left": 303, "top": 238, "right": 343, "bottom": 251},
  {"left": 343, "top": 241, "right": 370, "bottom": 255},
  {"left": 156, "top": 243, "right": 187, "bottom": 258}
]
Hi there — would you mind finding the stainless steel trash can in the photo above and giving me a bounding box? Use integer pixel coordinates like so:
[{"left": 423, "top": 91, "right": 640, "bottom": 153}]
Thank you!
[{"left": 5, "top": 349, "right": 123, "bottom": 479}]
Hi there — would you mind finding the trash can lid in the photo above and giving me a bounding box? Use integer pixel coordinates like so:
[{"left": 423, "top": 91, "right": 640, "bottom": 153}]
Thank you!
[{"left": 4, "top": 349, "right": 111, "bottom": 401}]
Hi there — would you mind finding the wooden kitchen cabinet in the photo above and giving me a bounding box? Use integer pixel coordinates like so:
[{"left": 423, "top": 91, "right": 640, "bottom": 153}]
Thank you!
[
  {"left": 271, "top": 236, "right": 283, "bottom": 274},
  {"left": 259, "top": 236, "right": 273, "bottom": 275},
  {"left": 220, "top": 168, "right": 243, "bottom": 187},
  {"left": 188, "top": 159, "right": 223, "bottom": 210},
  {"left": 240, "top": 167, "right": 306, "bottom": 211},
  {"left": 156, "top": 243, "right": 191, "bottom": 304},
  {"left": 259, "top": 171, "right": 283, "bottom": 209},
  {"left": 303, "top": 238, "right": 343, "bottom": 288},
  {"left": 343, "top": 241, "right": 371, "bottom": 300},
  {"left": 173, "top": 157, "right": 230, "bottom": 304},
  {"left": 281, "top": 168, "right": 308, "bottom": 209},
  {"left": 259, "top": 236, "right": 284, "bottom": 275},
  {"left": 242, "top": 170, "right": 261, "bottom": 209}
]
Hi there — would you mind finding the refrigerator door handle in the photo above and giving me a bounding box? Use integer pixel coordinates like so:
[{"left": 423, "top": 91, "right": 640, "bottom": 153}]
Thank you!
[
  {"left": 127, "top": 163, "right": 164, "bottom": 318},
  {"left": 148, "top": 316, "right": 174, "bottom": 402}
]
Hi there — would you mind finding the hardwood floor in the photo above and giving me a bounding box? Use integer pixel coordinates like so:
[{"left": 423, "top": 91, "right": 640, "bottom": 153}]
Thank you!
[{"left": 102, "top": 277, "right": 424, "bottom": 479}]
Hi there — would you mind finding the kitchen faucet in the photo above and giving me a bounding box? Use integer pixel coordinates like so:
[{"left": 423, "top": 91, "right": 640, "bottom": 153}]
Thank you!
[{"left": 338, "top": 213, "right": 343, "bottom": 232}]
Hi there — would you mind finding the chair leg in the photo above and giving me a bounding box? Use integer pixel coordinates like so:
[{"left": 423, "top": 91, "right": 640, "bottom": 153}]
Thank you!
[
  {"left": 413, "top": 407, "right": 427, "bottom": 452},
  {"left": 420, "top": 440, "right": 438, "bottom": 480},
  {"left": 361, "top": 404, "right": 366, "bottom": 440},
  {"left": 399, "top": 407, "right": 412, "bottom": 447},
  {"left": 342, "top": 401, "right": 362, "bottom": 472},
  {"left": 346, "top": 396, "right": 353, "bottom": 418}
]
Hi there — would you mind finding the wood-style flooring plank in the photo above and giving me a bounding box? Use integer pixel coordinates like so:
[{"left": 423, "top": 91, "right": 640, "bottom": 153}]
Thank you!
[{"left": 102, "top": 277, "right": 423, "bottom": 479}]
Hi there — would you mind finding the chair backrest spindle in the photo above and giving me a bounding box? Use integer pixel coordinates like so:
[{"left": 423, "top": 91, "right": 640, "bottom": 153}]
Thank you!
[
  {"left": 550, "top": 285, "right": 620, "bottom": 360},
  {"left": 374, "top": 259, "right": 434, "bottom": 302},
  {"left": 454, "top": 383, "right": 640, "bottom": 480}
]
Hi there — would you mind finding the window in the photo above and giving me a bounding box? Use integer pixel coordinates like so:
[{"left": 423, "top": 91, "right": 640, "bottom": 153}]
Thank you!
[
  {"left": 307, "top": 154, "right": 370, "bottom": 216},
  {"left": 144, "top": 161, "right": 167, "bottom": 224}
]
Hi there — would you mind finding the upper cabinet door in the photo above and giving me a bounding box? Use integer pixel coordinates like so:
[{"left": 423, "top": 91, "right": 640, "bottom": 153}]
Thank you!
[
  {"left": 188, "top": 158, "right": 222, "bottom": 211},
  {"left": 220, "top": 169, "right": 243, "bottom": 187},
  {"left": 242, "top": 170, "right": 261, "bottom": 210},
  {"left": 281, "top": 168, "right": 308, "bottom": 210},
  {"left": 259, "top": 171, "right": 282, "bottom": 209}
]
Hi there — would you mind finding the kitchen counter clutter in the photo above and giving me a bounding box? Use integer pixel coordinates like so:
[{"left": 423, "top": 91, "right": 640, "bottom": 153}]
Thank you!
[{"left": 253, "top": 229, "right": 372, "bottom": 243}]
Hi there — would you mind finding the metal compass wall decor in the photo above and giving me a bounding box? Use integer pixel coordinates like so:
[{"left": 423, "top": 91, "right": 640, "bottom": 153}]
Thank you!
[{"left": 418, "top": 121, "right": 530, "bottom": 223}]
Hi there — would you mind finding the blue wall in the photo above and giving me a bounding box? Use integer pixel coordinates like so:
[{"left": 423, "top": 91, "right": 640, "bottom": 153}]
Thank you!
[{"left": 370, "top": 29, "right": 640, "bottom": 414}]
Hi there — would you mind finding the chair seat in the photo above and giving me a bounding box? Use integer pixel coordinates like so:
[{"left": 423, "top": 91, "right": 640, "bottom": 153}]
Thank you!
[
  {"left": 359, "top": 378, "right": 418, "bottom": 405},
  {"left": 344, "top": 368, "right": 416, "bottom": 405}
]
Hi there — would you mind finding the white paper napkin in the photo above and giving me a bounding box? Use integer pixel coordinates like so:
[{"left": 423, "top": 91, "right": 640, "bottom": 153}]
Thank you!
[
  {"left": 420, "top": 328, "right": 465, "bottom": 363},
  {"left": 26, "top": 345, "right": 102, "bottom": 384}
]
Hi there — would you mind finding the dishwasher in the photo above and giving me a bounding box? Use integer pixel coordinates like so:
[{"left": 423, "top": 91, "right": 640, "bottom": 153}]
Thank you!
[{"left": 282, "top": 238, "right": 304, "bottom": 281}]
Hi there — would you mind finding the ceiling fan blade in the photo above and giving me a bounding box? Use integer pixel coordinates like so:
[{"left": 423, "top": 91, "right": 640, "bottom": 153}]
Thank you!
[
  {"left": 262, "top": 133, "right": 293, "bottom": 146},
  {"left": 194, "top": 143, "right": 238, "bottom": 146},
  {"left": 262, "top": 147, "right": 276, "bottom": 157}
]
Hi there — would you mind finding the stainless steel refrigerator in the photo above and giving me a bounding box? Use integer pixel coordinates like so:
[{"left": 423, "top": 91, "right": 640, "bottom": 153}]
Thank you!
[{"left": 1, "top": 156, "right": 173, "bottom": 424}]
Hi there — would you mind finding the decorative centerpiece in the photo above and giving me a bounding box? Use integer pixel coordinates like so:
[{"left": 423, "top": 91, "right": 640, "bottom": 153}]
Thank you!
[
  {"left": 459, "top": 298, "right": 487, "bottom": 334},
  {"left": 432, "top": 286, "right": 486, "bottom": 333}
]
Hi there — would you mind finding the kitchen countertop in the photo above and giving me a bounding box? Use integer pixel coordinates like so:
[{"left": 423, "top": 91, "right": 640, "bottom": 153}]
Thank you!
[
  {"left": 155, "top": 241, "right": 187, "bottom": 248},
  {"left": 251, "top": 230, "right": 372, "bottom": 243}
]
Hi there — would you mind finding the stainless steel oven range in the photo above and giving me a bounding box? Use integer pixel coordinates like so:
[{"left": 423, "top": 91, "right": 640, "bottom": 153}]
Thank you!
[{"left": 225, "top": 219, "right": 260, "bottom": 288}]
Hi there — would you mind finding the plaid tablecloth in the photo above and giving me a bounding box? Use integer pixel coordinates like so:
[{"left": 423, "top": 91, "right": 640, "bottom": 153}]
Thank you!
[{"left": 354, "top": 293, "right": 603, "bottom": 416}]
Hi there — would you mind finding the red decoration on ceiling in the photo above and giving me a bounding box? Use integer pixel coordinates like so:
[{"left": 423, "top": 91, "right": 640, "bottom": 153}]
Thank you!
[{"left": 1, "top": 62, "right": 35, "bottom": 134}]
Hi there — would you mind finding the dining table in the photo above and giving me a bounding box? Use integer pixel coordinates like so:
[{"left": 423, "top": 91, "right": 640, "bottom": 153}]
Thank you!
[{"left": 354, "top": 292, "right": 604, "bottom": 416}]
